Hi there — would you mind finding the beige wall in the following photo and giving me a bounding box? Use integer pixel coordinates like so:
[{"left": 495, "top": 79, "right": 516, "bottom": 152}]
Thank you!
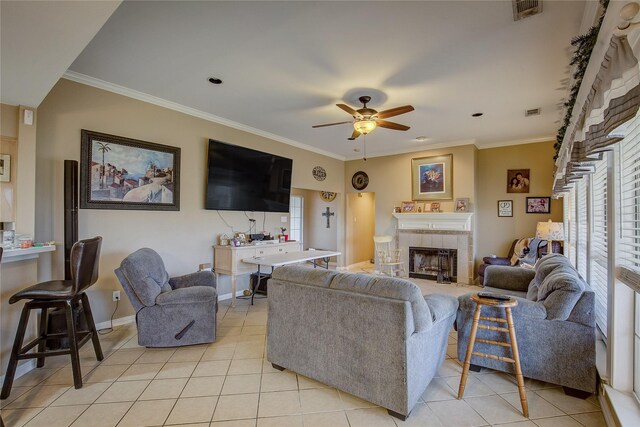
[
  {"left": 1, "top": 104, "right": 18, "bottom": 137},
  {"left": 290, "top": 187, "right": 339, "bottom": 252},
  {"left": 345, "top": 144, "right": 478, "bottom": 256},
  {"left": 476, "top": 141, "right": 563, "bottom": 265},
  {"left": 345, "top": 192, "right": 375, "bottom": 266},
  {"left": 35, "top": 79, "right": 346, "bottom": 323}
]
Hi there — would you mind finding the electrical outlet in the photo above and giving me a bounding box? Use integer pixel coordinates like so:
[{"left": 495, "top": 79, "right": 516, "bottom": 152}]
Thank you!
[{"left": 112, "top": 290, "right": 121, "bottom": 301}]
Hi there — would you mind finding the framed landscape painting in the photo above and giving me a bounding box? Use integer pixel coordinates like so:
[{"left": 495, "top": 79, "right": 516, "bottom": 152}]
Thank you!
[
  {"left": 80, "top": 130, "right": 180, "bottom": 210},
  {"left": 411, "top": 154, "right": 453, "bottom": 201}
]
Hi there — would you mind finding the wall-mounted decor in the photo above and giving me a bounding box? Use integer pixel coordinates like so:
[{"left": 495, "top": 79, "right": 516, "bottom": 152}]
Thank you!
[
  {"left": 526, "top": 197, "right": 550, "bottom": 214},
  {"left": 401, "top": 201, "right": 416, "bottom": 212},
  {"left": 0, "top": 154, "right": 10, "bottom": 182},
  {"left": 507, "top": 169, "right": 530, "bottom": 193},
  {"left": 312, "top": 166, "right": 327, "bottom": 181},
  {"left": 319, "top": 191, "right": 337, "bottom": 202},
  {"left": 498, "top": 200, "right": 513, "bottom": 217},
  {"left": 80, "top": 130, "right": 180, "bottom": 211},
  {"left": 411, "top": 154, "right": 453, "bottom": 200},
  {"left": 455, "top": 198, "right": 470, "bottom": 212},
  {"left": 351, "top": 171, "right": 369, "bottom": 190}
]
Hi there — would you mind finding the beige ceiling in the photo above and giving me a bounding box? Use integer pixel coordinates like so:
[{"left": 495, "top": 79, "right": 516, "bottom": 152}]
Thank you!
[
  {"left": 0, "top": 0, "right": 121, "bottom": 107},
  {"left": 67, "top": 1, "right": 585, "bottom": 159}
]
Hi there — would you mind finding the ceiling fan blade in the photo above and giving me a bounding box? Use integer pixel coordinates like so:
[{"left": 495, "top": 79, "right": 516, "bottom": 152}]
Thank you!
[
  {"left": 349, "top": 130, "right": 361, "bottom": 140},
  {"left": 337, "top": 104, "right": 358, "bottom": 116},
  {"left": 312, "top": 121, "right": 352, "bottom": 128},
  {"left": 376, "top": 119, "right": 410, "bottom": 131},
  {"left": 376, "top": 105, "right": 414, "bottom": 119}
]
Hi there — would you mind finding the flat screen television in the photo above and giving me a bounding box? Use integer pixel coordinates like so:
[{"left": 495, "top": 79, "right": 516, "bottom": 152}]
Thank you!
[{"left": 205, "top": 140, "right": 293, "bottom": 212}]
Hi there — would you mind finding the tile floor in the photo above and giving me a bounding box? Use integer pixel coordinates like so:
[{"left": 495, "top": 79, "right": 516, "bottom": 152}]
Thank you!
[{"left": 0, "top": 266, "right": 606, "bottom": 427}]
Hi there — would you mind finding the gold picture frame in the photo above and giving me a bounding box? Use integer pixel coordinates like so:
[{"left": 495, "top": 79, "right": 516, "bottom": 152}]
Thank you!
[{"left": 411, "top": 154, "right": 453, "bottom": 200}]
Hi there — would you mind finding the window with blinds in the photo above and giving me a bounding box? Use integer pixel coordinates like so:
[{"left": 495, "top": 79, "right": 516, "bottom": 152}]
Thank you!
[
  {"left": 565, "top": 187, "right": 578, "bottom": 267},
  {"left": 577, "top": 179, "right": 589, "bottom": 279},
  {"left": 619, "top": 116, "right": 640, "bottom": 281},
  {"left": 590, "top": 154, "right": 609, "bottom": 337}
]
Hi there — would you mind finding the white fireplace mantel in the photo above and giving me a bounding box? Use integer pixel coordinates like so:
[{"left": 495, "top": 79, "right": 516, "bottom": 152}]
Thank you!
[{"left": 392, "top": 212, "right": 473, "bottom": 232}]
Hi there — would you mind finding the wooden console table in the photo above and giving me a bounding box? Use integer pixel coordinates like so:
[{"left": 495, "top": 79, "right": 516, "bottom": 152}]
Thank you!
[{"left": 213, "top": 241, "right": 301, "bottom": 306}]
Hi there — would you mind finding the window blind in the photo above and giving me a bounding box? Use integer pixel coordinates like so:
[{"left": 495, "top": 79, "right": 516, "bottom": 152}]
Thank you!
[
  {"left": 590, "top": 155, "right": 609, "bottom": 337},
  {"left": 577, "top": 179, "right": 589, "bottom": 279},
  {"left": 566, "top": 187, "right": 578, "bottom": 268},
  {"left": 619, "top": 113, "right": 640, "bottom": 282}
]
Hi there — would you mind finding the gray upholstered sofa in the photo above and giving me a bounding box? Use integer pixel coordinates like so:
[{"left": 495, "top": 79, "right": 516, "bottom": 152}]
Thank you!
[
  {"left": 115, "top": 248, "right": 218, "bottom": 347},
  {"left": 458, "top": 254, "right": 596, "bottom": 395},
  {"left": 267, "top": 265, "right": 458, "bottom": 420}
]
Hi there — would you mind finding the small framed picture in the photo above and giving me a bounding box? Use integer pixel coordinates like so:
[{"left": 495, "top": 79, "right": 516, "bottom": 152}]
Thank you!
[
  {"left": 430, "top": 202, "right": 441, "bottom": 212},
  {"left": 393, "top": 206, "right": 402, "bottom": 213},
  {"left": 526, "top": 197, "right": 551, "bottom": 214},
  {"left": 401, "top": 201, "right": 416, "bottom": 213},
  {"left": 498, "top": 200, "right": 513, "bottom": 217},
  {"left": 0, "top": 154, "right": 10, "bottom": 182},
  {"left": 455, "top": 198, "right": 470, "bottom": 212},
  {"left": 507, "top": 169, "right": 530, "bottom": 193},
  {"left": 414, "top": 202, "right": 424, "bottom": 213}
]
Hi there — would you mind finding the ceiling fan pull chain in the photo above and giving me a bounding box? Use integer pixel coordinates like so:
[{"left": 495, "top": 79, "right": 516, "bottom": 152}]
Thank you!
[{"left": 363, "top": 134, "right": 367, "bottom": 161}]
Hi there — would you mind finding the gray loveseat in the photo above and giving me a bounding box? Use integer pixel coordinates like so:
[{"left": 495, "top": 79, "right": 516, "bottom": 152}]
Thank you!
[
  {"left": 115, "top": 248, "right": 218, "bottom": 347},
  {"left": 458, "top": 254, "right": 596, "bottom": 395},
  {"left": 267, "top": 265, "right": 458, "bottom": 420}
]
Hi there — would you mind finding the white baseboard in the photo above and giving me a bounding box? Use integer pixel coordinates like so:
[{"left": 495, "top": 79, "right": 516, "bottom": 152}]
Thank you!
[
  {"left": 95, "top": 315, "right": 136, "bottom": 331},
  {"left": 0, "top": 360, "right": 36, "bottom": 385},
  {"left": 218, "top": 290, "right": 248, "bottom": 301}
]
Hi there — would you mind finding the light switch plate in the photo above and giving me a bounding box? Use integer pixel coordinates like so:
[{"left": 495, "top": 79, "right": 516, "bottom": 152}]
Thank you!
[{"left": 23, "top": 109, "right": 33, "bottom": 125}]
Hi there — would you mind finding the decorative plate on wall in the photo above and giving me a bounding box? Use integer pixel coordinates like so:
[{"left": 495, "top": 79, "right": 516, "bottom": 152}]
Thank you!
[
  {"left": 312, "top": 166, "right": 327, "bottom": 181},
  {"left": 319, "top": 191, "right": 337, "bottom": 202},
  {"left": 351, "top": 171, "right": 369, "bottom": 190}
]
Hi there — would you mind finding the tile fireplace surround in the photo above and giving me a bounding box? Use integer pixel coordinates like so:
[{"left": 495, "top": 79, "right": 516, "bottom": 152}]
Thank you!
[{"left": 393, "top": 213, "right": 474, "bottom": 285}]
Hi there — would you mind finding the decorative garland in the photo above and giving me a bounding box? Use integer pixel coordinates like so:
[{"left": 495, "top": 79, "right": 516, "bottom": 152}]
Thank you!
[{"left": 554, "top": 0, "right": 609, "bottom": 160}]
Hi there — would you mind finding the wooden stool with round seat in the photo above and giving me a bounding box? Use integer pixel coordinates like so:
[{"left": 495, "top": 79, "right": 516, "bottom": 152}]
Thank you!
[
  {"left": 0, "top": 236, "right": 104, "bottom": 399},
  {"left": 457, "top": 293, "right": 529, "bottom": 417}
]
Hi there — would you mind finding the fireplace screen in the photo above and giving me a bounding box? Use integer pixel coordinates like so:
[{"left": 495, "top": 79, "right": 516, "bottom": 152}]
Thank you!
[{"left": 409, "top": 247, "right": 458, "bottom": 283}]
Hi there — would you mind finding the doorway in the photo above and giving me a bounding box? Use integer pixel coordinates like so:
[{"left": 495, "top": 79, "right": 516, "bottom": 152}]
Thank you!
[{"left": 346, "top": 192, "right": 375, "bottom": 267}]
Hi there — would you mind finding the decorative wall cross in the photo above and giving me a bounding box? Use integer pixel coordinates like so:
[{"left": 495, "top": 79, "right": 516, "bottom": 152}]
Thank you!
[{"left": 322, "top": 207, "right": 335, "bottom": 228}]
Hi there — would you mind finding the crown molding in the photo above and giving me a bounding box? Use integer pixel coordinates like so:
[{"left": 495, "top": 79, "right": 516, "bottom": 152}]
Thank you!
[
  {"left": 62, "top": 70, "right": 346, "bottom": 161},
  {"left": 344, "top": 138, "right": 478, "bottom": 161},
  {"left": 475, "top": 136, "right": 555, "bottom": 150}
]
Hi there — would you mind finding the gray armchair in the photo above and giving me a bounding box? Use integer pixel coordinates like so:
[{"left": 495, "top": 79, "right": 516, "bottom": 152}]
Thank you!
[
  {"left": 457, "top": 254, "right": 596, "bottom": 396},
  {"left": 115, "top": 248, "right": 218, "bottom": 347}
]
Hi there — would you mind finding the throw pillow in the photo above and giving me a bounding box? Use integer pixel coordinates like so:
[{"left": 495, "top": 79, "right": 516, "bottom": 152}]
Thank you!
[{"left": 510, "top": 238, "right": 531, "bottom": 266}]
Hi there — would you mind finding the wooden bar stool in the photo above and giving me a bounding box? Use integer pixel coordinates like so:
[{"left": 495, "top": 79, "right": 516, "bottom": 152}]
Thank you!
[
  {"left": 457, "top": 293, "right": 529, "bottom": 418},
  {"left": 1, "top": 237, "right": 103, "bottom": 399}
]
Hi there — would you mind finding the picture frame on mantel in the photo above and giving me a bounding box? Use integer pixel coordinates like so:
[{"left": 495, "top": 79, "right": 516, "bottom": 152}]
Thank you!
[
  {"left": 80, "top": 130, "right": 180, "bottom": 211},
  {"left": 411, "top": 154, "right": 453, "bottom": 201}
]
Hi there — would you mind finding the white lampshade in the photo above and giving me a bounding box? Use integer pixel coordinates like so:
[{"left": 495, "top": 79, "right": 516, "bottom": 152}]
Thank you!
[{"left": 535, "top": 220, "right": 565, "bottom": 241}]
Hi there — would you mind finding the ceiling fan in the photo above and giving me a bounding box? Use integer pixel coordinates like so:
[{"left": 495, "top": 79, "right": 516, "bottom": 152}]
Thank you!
[{"left": 313, "top": 96, "right": 414, "bottom": 140}]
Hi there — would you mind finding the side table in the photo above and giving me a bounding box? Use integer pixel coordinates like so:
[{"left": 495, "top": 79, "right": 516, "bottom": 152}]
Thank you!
[{"left": 457, "top": 293, "right": 529, "bottom": 418}]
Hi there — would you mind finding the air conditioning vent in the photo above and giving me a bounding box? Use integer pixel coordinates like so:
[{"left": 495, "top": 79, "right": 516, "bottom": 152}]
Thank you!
[
  {"left": 512, "top": 0, "right": 542, "bottom": 21},
  {"left": 525, "top": 108, "right": 541, "bottom": 117}
]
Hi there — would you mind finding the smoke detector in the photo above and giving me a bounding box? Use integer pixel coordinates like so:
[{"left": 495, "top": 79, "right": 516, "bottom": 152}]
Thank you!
[
  {"left": 525, "top": 107, "right": 541, "bottom": 117},
  {"left": 512, "top": 0, "right": 542, "bottom": 21}
]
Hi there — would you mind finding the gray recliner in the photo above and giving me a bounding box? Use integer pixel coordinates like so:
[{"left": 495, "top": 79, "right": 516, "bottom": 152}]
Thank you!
[{"left": 115, "top": 248, "right": 218, "bottom": 347}]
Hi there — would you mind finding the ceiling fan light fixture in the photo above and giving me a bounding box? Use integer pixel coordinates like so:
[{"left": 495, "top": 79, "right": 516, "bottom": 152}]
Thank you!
[{"left": 353, "top": 119, "right": 377, "bottom": 135}]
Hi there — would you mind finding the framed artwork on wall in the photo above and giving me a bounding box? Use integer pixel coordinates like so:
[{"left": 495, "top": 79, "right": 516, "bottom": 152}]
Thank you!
[
  {"left": 80, "top": 130, "right": 180, "bottom": 211},
  {"left": 411, "top": 154, "right": 453, "bottom": 200},
  {"left": 507, "top": 169, "right": 530, "bottom": 193},
  {"left": 0, "top": 154, "right": 10, "bottom": 182},
  {"left": 526, "top": 197, "right": 550, "bottom": 214},
  {"left": 498, "top": 200, "right": 513, "bottom": 217}
]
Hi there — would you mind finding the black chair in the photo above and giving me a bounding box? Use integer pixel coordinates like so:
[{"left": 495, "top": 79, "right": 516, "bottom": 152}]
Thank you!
[{"left": 0, "top": 237, "right": 104, "bottom": 399}]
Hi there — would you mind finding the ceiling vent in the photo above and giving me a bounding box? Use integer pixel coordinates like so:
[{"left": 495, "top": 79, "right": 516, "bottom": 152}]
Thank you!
[
  {"left": 525, "top": 107, "right": 541, "bottom": 117},
  {"left": 512, "top": 0, "right": 542, "bottom": 21}
]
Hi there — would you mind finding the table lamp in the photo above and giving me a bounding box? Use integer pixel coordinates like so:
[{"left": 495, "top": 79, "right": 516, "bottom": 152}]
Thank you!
[{"left": 535, "top": 220, "right": 564, "bottom": 254}]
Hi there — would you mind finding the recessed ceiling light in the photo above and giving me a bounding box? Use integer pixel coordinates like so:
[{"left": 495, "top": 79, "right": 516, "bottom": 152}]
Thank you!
[
  {"left": 416, "top": 136, "right": 428, "bottom": 141},
  {"left": 472, "top": 112, "right": 483, "bottom": 117},
  {"left": 208, "top": 77, "right": 223, "bottom": 85}
]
